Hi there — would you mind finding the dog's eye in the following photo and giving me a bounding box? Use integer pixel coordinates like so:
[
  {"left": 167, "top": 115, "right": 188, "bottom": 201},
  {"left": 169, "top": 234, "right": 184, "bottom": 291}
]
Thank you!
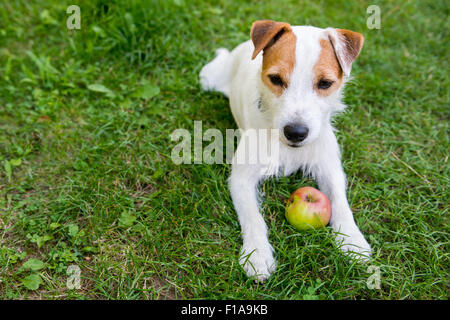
[
  {"left": 317, "top": 79, "right": 334, "bottom": 89},
  {"left": 268, "top": 74, "right": 285, "bottom": 87}
]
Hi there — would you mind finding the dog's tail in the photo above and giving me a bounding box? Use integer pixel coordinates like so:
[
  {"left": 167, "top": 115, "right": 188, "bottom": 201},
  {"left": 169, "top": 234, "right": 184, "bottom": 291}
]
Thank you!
[{"left": 199, "top": 48, "right": 231, "bottom": 97}]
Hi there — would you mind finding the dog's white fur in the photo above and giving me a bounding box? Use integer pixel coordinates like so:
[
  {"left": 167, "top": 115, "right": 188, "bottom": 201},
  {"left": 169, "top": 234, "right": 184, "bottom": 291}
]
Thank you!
[{"left": 199, "top": 25, "right": 371, "bottom": 281}]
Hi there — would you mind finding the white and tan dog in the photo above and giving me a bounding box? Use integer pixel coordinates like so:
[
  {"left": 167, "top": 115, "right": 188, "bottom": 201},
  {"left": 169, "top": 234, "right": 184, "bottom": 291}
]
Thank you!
[{"left": 200, "top": 20, "right": 371, "bottom": 281}]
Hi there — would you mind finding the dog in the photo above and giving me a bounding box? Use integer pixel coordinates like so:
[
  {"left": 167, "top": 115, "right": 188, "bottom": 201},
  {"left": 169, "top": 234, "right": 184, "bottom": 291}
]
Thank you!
[{"left": 199, "top": 20, "right": 371, "bottom": 281}]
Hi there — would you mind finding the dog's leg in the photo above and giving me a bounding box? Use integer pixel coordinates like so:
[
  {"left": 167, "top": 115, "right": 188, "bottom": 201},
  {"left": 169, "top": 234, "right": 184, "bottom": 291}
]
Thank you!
[
  {"left": 314, "top": 136, "right": 372, "bottom": 260},
  {"left": 229, "top": 139, "right": 276, "bottom": 281}
]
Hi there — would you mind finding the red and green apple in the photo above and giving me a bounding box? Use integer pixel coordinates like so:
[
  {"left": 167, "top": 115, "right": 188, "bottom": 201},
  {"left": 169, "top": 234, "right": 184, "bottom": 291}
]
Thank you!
[{"left": 285, "top": 187, "right": 331, "bottom": 231}]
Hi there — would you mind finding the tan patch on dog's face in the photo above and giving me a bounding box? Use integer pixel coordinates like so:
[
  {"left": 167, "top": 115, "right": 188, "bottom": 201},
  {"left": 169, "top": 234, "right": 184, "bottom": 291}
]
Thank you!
[
  {"left": 313, "top": 39, "right": 343, "bottom": 97},
  {"left": 261, "top": 31, "right": 297, "bottom": 97}
]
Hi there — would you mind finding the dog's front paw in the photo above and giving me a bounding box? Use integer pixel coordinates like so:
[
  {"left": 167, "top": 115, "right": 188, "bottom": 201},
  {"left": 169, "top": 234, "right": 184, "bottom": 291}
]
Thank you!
[
  {"left": 334, "top": 225, "right": 372, "bottom": 261},
  {"left": 239, "top": 242, "right": 276, "bottom": 281}
]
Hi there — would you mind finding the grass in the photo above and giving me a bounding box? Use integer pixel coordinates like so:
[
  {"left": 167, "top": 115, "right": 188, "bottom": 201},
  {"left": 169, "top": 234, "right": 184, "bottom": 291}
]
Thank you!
[{"left": 0, "top": 0, "right": 448, "bottom": 299}]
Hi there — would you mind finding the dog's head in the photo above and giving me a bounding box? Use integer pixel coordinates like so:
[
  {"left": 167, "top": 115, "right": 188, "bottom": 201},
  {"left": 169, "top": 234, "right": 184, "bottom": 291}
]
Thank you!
[{"left": 251, "top": 20, "right": 364, "bottom": 147}]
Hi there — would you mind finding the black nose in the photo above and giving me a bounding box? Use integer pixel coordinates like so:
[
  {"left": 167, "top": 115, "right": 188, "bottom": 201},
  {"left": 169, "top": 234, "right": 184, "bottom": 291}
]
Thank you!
[{"left": 283, "top": 125, "right": 309, "bottom": 143}]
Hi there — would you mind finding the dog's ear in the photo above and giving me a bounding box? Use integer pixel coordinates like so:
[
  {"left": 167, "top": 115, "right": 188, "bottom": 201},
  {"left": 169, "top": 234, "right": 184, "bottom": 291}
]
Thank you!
[
  {"left": 326, "top": 28, "right": 364, "bottom": 76},
  {"left": 251, "top": 20, "right": 292, "bottom": 60}
]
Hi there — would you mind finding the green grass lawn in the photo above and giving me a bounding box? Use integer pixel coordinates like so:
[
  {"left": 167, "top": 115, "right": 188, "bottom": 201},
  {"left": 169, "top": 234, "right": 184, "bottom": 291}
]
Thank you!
[{"left": 0, "top": 0, "right": 448, "bottom": 299}]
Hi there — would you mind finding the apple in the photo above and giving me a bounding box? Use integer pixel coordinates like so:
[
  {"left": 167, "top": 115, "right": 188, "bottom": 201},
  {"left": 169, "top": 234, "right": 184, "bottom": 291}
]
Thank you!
[{"left": 285, "top": 187, "right": 331, "bottom": 231}]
